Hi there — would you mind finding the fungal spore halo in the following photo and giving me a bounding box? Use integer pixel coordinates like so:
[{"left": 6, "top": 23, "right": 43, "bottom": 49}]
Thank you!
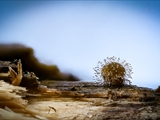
[{"left": 93, "top": 56, "right": 133, "bottom": 87}]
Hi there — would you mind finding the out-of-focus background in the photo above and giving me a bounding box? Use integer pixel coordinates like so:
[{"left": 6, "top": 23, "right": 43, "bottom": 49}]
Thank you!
[{"left": 0, "top": 1, "right": 160, "bottom": 88}]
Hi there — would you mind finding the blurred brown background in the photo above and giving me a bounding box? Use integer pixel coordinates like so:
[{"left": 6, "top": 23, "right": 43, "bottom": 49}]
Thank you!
[{"left": 0, "top": 44, "right": 79, "bottom": 81}]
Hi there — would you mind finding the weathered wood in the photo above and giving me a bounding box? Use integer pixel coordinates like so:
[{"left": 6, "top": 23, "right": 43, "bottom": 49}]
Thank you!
[
  {"left": 0, "top": 61, "right": 17, "bottom": 83},
  {"left": 0, "top": 79, "right": 160, "bottom": 120},
  {"left": 23, "top": 81, "right": 160, "bottom": 120},
  {"left": 0, "top": 60, "right": 160, "bottom": 119},
  {"left": 0, "top": 60, "right": 40, "bottom": 88}
]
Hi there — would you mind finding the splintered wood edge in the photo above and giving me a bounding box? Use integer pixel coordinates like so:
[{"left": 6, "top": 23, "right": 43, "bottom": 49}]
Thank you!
[{"left": 8, "top": 59, "right": 22, "bottom": 86}]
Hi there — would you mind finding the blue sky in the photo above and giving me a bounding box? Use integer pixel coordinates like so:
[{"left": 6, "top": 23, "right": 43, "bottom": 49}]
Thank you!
[{"left": 0, "top": 1, "right": 160, "bottom": 88}]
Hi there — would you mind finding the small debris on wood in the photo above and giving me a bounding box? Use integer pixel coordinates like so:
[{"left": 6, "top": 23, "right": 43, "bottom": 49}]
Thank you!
[{"left": 48, "top": 106, "right": 56, "bottom": 113}]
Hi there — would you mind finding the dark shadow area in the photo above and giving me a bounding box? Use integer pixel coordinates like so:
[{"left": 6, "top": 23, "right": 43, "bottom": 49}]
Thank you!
[{"left": 0, "top": 44, "right": 79, "bottom": 81}]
